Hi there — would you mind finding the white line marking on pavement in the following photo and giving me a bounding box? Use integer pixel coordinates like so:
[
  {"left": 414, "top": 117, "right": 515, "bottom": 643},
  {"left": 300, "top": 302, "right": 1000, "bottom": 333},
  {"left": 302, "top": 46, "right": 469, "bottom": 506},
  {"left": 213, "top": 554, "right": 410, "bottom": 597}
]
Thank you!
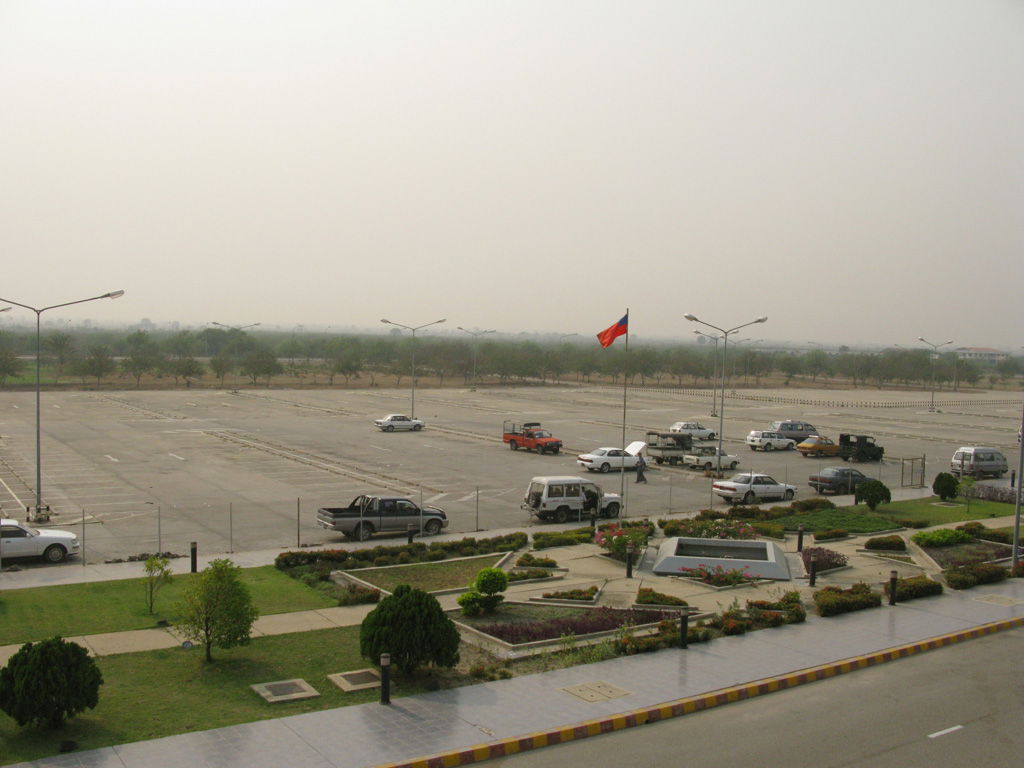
[
  {"left": 169, "top": 453, "right": 186, "bottom": 461},
  {"left": 53, "top": 404, "right": 61, "bottom": 408},
  {"left": 370, "top": 445, "right": 391, "bottom": 452},
  {"left": 104, "top": 455, "right": 119, "bottom": 462},
  {"left": 0, "top": 475, "right": 25, "bottom": 507},
  {"left": 457, "top": 492, "right": 479, "bottom": 502},
  {"left": 928, "top": 725, "right": 964, "bottom": 739},
  {"left": 492, "top": 488, "right": 517, "bottom": 496},
  {"left": 425, "top": 493, "right": 448, "bottom": 504}
]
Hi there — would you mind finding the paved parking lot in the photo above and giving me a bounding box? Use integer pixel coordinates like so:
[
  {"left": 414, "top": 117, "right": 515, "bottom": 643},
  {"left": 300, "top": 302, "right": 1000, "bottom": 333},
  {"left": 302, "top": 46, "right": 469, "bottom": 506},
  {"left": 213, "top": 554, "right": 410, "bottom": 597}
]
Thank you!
[{"left": 0, "top": 385, "right": 1020, "bottom": 563}]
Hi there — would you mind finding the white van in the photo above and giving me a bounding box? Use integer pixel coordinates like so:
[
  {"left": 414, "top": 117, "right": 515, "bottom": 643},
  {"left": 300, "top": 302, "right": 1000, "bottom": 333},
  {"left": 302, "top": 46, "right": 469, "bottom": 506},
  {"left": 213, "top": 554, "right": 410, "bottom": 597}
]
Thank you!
[
  {"left": 522, "top": 476, "right": 621, "bottom": 523},
  {"left": 950, "top": 447, "right": 1008, "bottom": 479}
]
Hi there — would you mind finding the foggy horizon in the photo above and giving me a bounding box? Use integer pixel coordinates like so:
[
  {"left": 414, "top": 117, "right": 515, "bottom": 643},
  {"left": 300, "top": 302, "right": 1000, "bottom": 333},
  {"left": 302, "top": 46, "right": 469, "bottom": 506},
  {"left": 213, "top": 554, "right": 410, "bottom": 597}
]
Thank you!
[{"left": 2, "top": 2, "right": 1021, "bottom": 348}]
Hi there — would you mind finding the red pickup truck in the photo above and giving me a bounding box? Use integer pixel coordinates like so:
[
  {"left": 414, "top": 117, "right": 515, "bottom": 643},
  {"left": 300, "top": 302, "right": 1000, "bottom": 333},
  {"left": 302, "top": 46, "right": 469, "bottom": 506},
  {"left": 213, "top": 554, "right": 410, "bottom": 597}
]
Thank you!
[{"left": 502, "top": 421, "right": 563, "bottom": 455}]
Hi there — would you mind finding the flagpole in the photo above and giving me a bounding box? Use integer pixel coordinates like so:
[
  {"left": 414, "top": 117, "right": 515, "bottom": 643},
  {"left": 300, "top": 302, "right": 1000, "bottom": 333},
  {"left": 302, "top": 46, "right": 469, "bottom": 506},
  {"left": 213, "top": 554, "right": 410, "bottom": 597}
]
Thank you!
[{"left": 620, "top": 309, "right": 629, "bottom": 518}]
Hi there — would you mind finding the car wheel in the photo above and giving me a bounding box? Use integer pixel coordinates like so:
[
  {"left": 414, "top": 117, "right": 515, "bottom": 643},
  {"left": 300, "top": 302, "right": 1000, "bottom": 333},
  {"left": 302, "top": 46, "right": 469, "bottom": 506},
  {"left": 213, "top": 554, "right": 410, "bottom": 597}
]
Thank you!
[
  {"left": 655, "top": 457, "right": 664, "bottom": 465},
  {"left": 43, "top": 544, "right": 67, "bottom": 564},
  {"left": 729, "top": 461, "right": 738, "bottom": 470},
  {"left": 554, "top": 506, "right": 569, "bottom": 524},
  {"left": 749, "top": 446, "right": 757, "bottom": 452},
  {"left": 743, "top": 491, "right": 755, "bottom": 504},
  {"left": 707, "top": 433, "right": 716, "bottom": 441},
  {"left": 599, "top": 463, "right": 611, "bottom": 473},
  {"left": 384, "top": 425, "right": 394, "bottom": 433},
  {"left": 355, "top": 523, "right": 373, "bottom": 541},
  {"left": 509, "top": 441, "right": 518, "bottom": 450},
  {"left": 784, "top": 490, "right": 794, "bottom": 500},
  {"left": 550, "top": 448, "right": 560, "bottom": 455},
  {"left": 413, "top": 424, "right": 423, "bottom": 431},
  {"left": 764, "top": 443, "right": 773, "bottom": 452},
  {"left": 423, "top": 519, "right": 442, "bottom": 535},
  {"left": 703, "top": 462, "right": 713, "bottom": 472},
  {"left": 604, "top": 502, "right": 620, "bottom": 519}
]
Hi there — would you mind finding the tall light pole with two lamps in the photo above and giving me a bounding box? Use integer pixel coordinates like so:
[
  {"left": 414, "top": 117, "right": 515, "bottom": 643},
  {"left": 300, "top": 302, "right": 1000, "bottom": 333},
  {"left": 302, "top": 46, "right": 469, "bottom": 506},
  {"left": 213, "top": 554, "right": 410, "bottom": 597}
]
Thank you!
[
  {"left": 0, "top": 291, "right": 125, "bottom": 521},
  {"left": 456, "top": 327, "right": 495, "bottom": 389},
  {"left": 917, "top": 337, "right": 953, "bottom": 412},
  {"left": 693, "top": 330, "right": 723, "bottom": 417},
  {"left": 212, "top": 321, "right": 260, "bottom": 391},
  {"left": 684, "top": 313, "right": 768, "bottom": 474},
  {"left": 382, "top": 318, "right": 445, "bottom": 418}
]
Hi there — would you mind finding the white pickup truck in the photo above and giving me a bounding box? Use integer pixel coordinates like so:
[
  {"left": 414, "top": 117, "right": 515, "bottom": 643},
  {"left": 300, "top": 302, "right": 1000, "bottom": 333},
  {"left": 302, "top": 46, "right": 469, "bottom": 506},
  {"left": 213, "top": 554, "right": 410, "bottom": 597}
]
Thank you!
[
  {"left": 682, "top": 445, "right": 740, "bottom": 471},
  {"left": 0, "top": 518, "right": 81, "bottom": 563}
]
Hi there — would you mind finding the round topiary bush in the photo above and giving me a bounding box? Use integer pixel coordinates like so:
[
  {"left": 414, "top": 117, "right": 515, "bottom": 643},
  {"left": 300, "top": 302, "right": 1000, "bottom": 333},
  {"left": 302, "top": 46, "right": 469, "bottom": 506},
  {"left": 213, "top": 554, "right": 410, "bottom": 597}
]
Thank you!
[{"left": 932, "top": 472, "right": 959, "bottom": 502}]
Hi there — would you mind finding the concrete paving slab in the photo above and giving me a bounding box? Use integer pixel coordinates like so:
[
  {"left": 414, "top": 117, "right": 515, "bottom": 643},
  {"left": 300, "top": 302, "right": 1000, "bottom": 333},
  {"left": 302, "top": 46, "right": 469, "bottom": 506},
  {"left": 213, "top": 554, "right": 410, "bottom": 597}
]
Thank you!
[
  {"left": 75, "top": 628, "right": 179, "bottom": 656},
  {"left": 252, "top": 611, "right": 337, "bottom": 636}
]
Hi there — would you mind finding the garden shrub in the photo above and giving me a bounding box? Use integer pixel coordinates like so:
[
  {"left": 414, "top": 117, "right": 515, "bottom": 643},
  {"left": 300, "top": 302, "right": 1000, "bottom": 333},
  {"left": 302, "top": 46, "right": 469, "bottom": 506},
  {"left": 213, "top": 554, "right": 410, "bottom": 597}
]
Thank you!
[
  {"left": 895, "top": 519, "right": 929, "bottom": 529},
  {"left": 459, "top": 567, "right": 509, "bottom": 616},
  {"left": 884, "top": 575, "right": 943, "bottom": 601},
  {"left": 963, "top": 484, "right": 1017, "bottom": 503},
  {"left": 636, "top": 587, "right": 688, "bottom": 606},
  {"left": 532, "top": 529, "right": 593, "bottom": 549},
  {"left": 747, "top": 591, "right": 806, "bottom": 624},
  {"left": 1011, "top": 562, "right": 1024, "bottom": 578},
  {"left": 855, "top": 480, "right": 891, "bottom": 511},
  {"left": 813, "top": 583, "right": 881, "bottom": 617},
  {"left": 335, "top": 583, "right": 381, "bottom": 606},
  {"left": 660, "top": 519, "right": 682, "bottom": 536},
  {"left": 801, "top": 546, "right": 848, "bottom": 571},
  {"left": 360, "top": 585, "right": 460, "bottom": 674},
  {"left": 477, "top": 607, "right": 670, "bottom": 644},
  {"left": 600, "top": 519, "right": 656, "bottom": 536},
  {"left": 813, "top": 529, "right": 848, "bottom": 542},
  {"left": 956, "top": 522, "right": 985, "bottom": 535},
  {"left": 750, "top": 521, "right": 786, "bottom": 539},
  {"left": 507, "top": 568, "right": 554, "bottom": 582},
  {"left": 0, "top": 637, "right": 103, "bottom": 728},
  {"left": 864, "top": 535, "right": 906, "bottom": 551},
  {"left": 679, "top": 564, "right": 758, "bottom": 586},
  {"left": 595, "top": 523, "right": 650, "bottom": 561},
  {"left": 516, "top": 552, "right": 557, "bottom": 568},
  {"left": 912, "top": 528, "right": 974, "bottom": 547},
  {"left": 932, "top": 472, "right": 959, "bottom": 501},
  {"left": 542, "top": 585, "right": 599, "bottom": 601},
  {"left": 978, "top": 529, "right": 1012, "bottom": 544},
  {"left": 670, "top": 518, "right": 758, "bottom": 540},
  {"left": 789, "top": 497, "right": 836, "bottom": 513},
  {"left": 694, "top": 508, "right": 730, "bottom": 520},
  {"left": 943, "top": 563, "right": 1009, "bottom": 590}
]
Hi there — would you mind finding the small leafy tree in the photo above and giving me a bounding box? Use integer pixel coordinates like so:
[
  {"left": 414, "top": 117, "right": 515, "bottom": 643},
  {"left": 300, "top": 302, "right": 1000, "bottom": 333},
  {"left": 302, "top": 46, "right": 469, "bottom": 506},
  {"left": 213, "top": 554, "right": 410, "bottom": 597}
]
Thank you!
[
  {"left": 143, "top": 556, "right": 174, "bottom": 615},
  {"left": 855, "top": 479, "right": 892, "bottom": 511},
  {"left": 458, "top": 567, "right": 509, "bottom": 616},
  {"left": 360, "top": 584, "right": 460, "bottom": 675},
  {"left": 932, "top": 472, "right": 959, "bottom": 502},
  {"left": 0, "top": 637, "right": 103, "bottom": 728},
  {"left": 176, "top": 559, "right": 259, "bottom": 662}
]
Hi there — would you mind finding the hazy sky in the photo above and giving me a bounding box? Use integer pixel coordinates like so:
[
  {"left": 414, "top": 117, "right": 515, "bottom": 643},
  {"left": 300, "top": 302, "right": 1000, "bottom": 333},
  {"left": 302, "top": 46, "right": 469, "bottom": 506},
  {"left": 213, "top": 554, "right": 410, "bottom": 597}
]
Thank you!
[{"left": 2, "top": 1, "right": 1022, "bottom": 348}]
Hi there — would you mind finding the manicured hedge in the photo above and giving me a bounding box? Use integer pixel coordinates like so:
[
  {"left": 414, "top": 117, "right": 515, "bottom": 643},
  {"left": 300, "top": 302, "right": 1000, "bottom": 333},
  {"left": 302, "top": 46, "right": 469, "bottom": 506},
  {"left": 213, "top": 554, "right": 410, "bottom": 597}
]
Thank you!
[
  {"left": 813, "top": 583, "right": 882, "bottom": 616},
  {"left": 274, "top": 533, "right": 528, "bottom": 571},
  {"left": 636, "top": 588, "right": 688, "bottom": 606},
  {"left": 532, "top": 529, "right": 593, "bottom": 549},
  {"left": 813, "top": 529, "right": 848, "bottom": 542},
  {"left": 943, "top": 562, "right": 1009, "bottom": 590},
  {"left": 516, "top": 552, "right": 558, "bottom": 568},
  {"left": 865, "top": 535, "right": 907, "bottom": 551},
  {"left": 884, "top": 575, "right": 943, "bottom": 601},
  {"left": 912, "top": 528, "right": 974, "bottom": 548},
  {"left": 802, "top": 546, "right": 848, "bottom": 571},
  {"left": 895, "top": 519, "right": 929, "bottom": 529}
]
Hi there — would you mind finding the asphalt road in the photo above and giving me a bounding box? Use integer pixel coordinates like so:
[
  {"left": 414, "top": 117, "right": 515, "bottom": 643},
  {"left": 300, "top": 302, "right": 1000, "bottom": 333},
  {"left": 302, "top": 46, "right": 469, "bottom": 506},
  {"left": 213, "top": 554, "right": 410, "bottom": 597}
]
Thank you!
[
  {"left": 0, "top": 386, "right": 1019, "bottom": 562},
  {"left": 489, "top": 628, "right": 1024, "bottom": 768}
]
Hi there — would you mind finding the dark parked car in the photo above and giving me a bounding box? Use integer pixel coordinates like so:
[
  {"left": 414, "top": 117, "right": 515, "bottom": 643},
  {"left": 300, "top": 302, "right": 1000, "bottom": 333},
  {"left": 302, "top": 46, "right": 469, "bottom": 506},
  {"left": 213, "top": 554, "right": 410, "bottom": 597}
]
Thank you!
[{"left": 808, "top": 467, "right": 869, "bottom": 495}]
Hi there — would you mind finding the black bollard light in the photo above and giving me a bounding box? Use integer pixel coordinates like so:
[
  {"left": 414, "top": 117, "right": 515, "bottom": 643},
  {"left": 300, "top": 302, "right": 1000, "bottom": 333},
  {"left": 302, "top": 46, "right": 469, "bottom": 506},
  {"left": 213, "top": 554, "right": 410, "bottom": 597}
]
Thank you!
[
  {"left": 379, "top": 653, "right": 391, "bottom": 705},
  {"left": 626, "top": 540, "right": 636, "bottom": 579},
  {"left": 889, "top": 570, "right": 898, "bottom": 606},
  {"left": 1012, "top": 470, "right": 1017, "bottom": 490},
  {"left": 190, "top": 541, "right": 197, "bottom": 573},
  {"left": 680, "top": 610, "right": 689, "bottom": 649},
  {"left": 407, "top": 523, "right": 416, "bottom": 545},
  {"left": 797, "top": 524, "right": 805, "bottom": 553},
  {"left": 808, "top": 553, "right": 817, "bottom": 587}
]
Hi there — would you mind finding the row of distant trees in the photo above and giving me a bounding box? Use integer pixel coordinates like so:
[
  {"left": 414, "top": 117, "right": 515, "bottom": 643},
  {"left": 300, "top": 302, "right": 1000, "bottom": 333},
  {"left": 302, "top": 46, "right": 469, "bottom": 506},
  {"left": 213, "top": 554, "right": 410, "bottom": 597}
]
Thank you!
[{"left": 0, "top": 327, "right": 1019, "bottom": 390}]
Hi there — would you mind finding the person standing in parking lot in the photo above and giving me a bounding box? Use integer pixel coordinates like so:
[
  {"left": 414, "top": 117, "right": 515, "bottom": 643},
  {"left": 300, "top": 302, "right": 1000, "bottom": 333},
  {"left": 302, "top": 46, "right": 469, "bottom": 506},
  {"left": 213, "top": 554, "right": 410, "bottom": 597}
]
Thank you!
[{"left": 635, "top": 453, "right": 648, "bottom": 483}]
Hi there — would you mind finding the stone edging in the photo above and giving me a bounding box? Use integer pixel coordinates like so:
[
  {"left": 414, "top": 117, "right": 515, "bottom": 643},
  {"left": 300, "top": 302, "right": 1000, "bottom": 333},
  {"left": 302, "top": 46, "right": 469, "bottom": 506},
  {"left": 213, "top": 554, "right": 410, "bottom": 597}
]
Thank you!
[{"left": 372, "top": 617, "right": 1024, "bottom": 768}]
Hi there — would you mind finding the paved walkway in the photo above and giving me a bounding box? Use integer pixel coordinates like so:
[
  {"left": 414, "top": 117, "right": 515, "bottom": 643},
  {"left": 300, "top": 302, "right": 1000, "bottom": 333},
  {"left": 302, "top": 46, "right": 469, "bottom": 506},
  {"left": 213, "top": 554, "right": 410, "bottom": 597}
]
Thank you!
[{"left": 8, "top": 487, "right": 1024, "bottom": 768}]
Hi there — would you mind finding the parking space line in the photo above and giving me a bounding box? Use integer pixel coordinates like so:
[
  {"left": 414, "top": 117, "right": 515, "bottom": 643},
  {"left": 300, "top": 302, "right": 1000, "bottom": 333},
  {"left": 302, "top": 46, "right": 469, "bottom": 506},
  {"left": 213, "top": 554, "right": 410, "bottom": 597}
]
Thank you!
[
  {"left": 169, "top": 453, "right": 186, "bottom": 461},
  {"left": 104, "top": 455, "right": 119, "bottom": 462},
  {"left": 425, "top": 493, "right": 448, "bottom": 504},
  {"left": 928, "top": 725, "right": 963, "bottom": 739},
  {"left": 0, "top": 475, "right": 26, "bottom": 507}
]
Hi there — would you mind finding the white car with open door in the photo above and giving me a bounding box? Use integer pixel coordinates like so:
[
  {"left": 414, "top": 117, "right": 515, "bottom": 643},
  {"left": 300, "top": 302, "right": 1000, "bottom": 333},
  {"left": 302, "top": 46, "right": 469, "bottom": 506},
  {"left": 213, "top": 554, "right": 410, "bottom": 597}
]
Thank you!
[
  {"left": 577, "top": 441, "right": 647, "bottom": 473},
  {"left": 1, "top": 518, "right": 80, "bottom": 563}
]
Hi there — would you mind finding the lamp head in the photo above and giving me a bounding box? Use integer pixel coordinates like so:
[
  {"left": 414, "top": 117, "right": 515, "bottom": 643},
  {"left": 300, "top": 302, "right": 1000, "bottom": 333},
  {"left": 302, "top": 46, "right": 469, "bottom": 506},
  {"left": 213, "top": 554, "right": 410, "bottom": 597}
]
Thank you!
[
  {"left": 105, "top": 290, "right": 125, "bottom": 299},
  {"left": 683, "top": 313, "right": 698, "bottom": 322}
]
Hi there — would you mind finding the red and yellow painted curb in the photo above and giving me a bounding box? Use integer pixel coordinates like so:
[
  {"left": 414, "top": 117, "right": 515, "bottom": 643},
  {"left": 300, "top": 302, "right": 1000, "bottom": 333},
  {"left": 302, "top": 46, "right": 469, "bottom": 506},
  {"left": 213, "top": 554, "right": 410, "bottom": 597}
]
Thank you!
[{"left": 372, "top": 616, "right": 1024, "bottom": 768}]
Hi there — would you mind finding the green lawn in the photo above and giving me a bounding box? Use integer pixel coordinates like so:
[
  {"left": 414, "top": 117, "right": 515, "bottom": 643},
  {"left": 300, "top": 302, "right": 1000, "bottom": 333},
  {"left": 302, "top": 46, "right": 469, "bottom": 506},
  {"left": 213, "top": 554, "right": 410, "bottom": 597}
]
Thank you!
[
  {"left": 0, "top": 566, "right": 335, "bottom": 645},
  {"left": 352, "top": 554, "right": 504, "bottom": 593},
  {"left": 0, "top": 626, "right": 462, "bottom": 766},
  {"left": 774, "top": 508, "right": 898, "bottom": 533},
  {"left": 876, "top": 496, "right": 1015, "bottom": 526}
]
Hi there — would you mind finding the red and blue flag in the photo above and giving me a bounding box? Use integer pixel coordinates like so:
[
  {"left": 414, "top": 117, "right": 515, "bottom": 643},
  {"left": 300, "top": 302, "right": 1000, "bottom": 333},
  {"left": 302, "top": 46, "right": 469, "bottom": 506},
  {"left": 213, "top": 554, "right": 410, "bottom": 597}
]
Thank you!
[{"left": 596, "top": 314, "right": 628, "bottom": 348}]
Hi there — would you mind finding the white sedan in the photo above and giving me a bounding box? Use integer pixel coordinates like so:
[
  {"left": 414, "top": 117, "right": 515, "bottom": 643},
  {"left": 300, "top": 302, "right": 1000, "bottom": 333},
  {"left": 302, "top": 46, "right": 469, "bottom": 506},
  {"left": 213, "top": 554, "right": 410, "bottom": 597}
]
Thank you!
[
  {"left": 712, "top": 473, "right": 797, "bottom": 504},
  {"left": 577, "top": 442, "right": 646, "bottom": 473},
  {"left": 374, "top": 414, "right": 424, "bottom": 432},
  {"left": 669, "top": 421, "right": 717, "bottom": 440},
  {"left": 1, "top": 518, "right": 80, "bottom": 563}
]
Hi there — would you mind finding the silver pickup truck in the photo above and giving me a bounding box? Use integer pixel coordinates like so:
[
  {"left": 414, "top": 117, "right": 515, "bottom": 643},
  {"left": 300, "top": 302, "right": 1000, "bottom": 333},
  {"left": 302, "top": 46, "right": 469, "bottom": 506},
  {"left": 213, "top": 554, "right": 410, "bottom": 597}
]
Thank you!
[{"left": 316, "top": 495, "right": 448, "bottom": 541}]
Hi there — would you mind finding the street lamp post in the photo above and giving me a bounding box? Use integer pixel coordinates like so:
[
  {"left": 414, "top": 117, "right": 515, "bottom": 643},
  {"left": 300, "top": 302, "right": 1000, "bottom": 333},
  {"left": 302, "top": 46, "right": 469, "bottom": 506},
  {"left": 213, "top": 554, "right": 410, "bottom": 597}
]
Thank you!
[
  {"left": 917, "top": 337, "right": 953, "bottom": 412},
  {"left": 212, "top": 322, "right": 260, "bottom": 391},
  {"left": 693, "top": 330, "right": 721, "bottom": 417},
  {"left": 685, "top": 313, "right": 768, "bottom": 474},
  {"left": 381, "top": 318, "right": 446, "bottom": 418},
  {"left": 456, "top": 327, "right": 495, "bottom": 389},
  {"left": 0, "top": 291, "right": 125, "bottom": 521}
]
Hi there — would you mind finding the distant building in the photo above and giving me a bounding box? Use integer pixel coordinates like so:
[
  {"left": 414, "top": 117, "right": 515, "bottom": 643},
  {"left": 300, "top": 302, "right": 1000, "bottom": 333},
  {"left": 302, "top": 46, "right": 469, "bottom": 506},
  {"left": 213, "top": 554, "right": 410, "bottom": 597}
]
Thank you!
[{"left": 955, "top": 347, "right": 1007, "bottom": 363}]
